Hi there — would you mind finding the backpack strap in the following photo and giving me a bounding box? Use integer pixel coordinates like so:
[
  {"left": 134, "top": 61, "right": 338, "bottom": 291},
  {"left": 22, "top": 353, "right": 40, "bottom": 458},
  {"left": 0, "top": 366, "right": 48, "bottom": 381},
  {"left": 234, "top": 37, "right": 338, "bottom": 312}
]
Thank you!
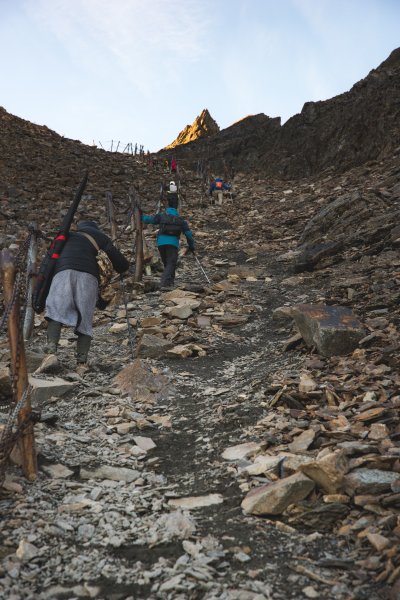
[{"left": 77, "top": 231, "right": 100, "bottom": 252}]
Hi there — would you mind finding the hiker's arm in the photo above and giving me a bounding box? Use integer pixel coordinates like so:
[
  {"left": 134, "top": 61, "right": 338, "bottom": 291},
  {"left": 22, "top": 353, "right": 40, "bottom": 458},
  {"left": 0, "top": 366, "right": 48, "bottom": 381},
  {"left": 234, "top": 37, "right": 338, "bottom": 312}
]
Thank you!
[
  {"left": 182, "top": 221, "right": 195, "bottom": 251},
  {"left": 142, "top": 214, "right": 161, "bottom": 225},
  {"left": 104, "top": 239, "right": 130, "bottom": 273}
]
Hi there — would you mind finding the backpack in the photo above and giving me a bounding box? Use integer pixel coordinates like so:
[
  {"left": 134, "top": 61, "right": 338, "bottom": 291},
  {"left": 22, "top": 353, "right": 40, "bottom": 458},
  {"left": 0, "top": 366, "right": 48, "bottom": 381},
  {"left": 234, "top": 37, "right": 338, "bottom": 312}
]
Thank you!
[
  {"left": 166, "top": 191, "right": 178, "bottom": 202},
  {"left": 159, "top": 213, "right": 185, "bottom": 237},
  {"left": 77, "top": 232, "right": 114, "bottom": 307}
]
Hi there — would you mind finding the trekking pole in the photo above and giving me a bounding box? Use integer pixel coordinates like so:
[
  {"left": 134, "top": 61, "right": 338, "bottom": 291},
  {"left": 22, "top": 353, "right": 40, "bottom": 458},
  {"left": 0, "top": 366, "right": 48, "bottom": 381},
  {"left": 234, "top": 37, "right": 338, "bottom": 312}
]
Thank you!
[
  {"left": 119, "top": 274, "right": 136, "bottom": 360},
  {"left": 192, "top": 252, "right": 211, "bottom": 284}
]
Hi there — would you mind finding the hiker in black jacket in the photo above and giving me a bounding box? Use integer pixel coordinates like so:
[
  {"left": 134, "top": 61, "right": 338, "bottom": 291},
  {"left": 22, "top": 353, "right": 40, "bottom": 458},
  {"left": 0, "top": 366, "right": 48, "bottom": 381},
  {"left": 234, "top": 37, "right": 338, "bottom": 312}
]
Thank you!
[
  {"left": 45, "top": 221, "right": 129, "bottom": 370},
  {"left": 142, "top": 197, "right": 195, "bottom": 290}
]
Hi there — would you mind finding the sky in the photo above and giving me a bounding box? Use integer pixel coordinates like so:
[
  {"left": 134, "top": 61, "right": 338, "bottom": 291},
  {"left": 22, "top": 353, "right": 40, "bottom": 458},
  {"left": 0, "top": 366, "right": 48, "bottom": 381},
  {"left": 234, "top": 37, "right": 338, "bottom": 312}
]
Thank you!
[{"left": 0, "top": 0, "right": 399, "bottom": 152}]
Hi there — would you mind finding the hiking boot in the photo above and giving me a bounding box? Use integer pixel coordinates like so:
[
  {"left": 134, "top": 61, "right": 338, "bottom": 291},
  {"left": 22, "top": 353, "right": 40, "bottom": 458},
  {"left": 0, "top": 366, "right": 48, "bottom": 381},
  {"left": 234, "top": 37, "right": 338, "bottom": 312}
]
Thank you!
[
  {"left": 46, "top": 319, "right": 62, "bottom": 354},
  {"left": 76, "top": 333, "right": 92, "bottom": 364}
]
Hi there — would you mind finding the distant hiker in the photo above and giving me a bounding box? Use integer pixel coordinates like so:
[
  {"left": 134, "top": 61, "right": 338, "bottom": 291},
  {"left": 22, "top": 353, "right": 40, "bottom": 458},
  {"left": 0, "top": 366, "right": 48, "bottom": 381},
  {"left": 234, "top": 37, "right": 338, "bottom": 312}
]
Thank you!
[
  {"left": 45, "top": 221, "right": 129, "bottom": 372},
  {"left": 142, "top": 197, "right": 195, "bottom": 290},
  {"left": 209, "top": 177, "right": 231, "bottom": 205},
  {"left": 171, "top": 157, "right": 177, "bottom": 173}
]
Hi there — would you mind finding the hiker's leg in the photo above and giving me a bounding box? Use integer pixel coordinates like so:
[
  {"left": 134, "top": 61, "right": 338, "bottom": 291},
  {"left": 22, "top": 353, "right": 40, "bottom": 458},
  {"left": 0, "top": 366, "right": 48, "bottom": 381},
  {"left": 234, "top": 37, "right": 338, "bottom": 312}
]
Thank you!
[
  {"left": 159, "top": 246, "right": 169, "bottom": 287},
  {"left": 76, "top": 333, "right": 92, "bottom": 364},
  {"left": 161, "top": 246, "right": 178, "bottom": 288},
  {"left": 46, "top": 319, "right": 62, "bottom": 353}
]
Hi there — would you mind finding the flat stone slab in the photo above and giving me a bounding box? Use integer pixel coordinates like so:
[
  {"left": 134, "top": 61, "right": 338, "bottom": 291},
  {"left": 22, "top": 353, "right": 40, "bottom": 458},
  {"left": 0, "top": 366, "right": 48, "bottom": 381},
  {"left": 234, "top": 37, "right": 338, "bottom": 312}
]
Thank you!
[
  {"left": 222, "top": 442, "right": 263, "bottom": 461},
  {"left": 291, "top": 304, "right": 365, "bottom": 357},
  {"left": 343, "top": 468, "right": 399, "bottom": 496},
  {"left": 168, "top": 493, "right": 223, "bottom": 510},
  {"left": 80, "top": 465, "right": 140, "bottom": 483},
  {"left": 241, "top": 472, "right": 315, "bottom": 515},
  {"left": 28, "top": 375, "right": 75, "bottom": 404},
  {"left": 41, "top": 464, "right": 74, "bottom": 479}
]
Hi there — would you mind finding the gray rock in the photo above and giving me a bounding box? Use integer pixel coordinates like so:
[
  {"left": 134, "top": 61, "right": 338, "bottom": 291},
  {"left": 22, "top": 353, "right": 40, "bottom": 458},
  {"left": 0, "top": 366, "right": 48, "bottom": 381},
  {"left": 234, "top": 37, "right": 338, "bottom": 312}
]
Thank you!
[
  {"left": 136, "top": 333, "right": 173, "bottom": 358},
  {"left": 291, "top": 304, "right": 365, "bottom": 357},
  {"left": 28, "top": 375, "right": 75, "bottom": 404},
  {"left": 41, "top": 464, "right": 74, "bottom": 479},
  {"left": 80, "top": 465, "right": 140, "bottom": 483},
  {"left": 343, "top": 468, "right": 400, "bottom": 496}
]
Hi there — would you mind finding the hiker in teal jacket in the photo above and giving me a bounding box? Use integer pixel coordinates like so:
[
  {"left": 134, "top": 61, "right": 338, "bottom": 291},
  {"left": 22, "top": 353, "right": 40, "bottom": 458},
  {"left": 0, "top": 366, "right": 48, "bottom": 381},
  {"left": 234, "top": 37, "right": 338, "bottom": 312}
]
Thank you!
[{"left": 142, "top": 197, "right": 195, "bottom": 290}]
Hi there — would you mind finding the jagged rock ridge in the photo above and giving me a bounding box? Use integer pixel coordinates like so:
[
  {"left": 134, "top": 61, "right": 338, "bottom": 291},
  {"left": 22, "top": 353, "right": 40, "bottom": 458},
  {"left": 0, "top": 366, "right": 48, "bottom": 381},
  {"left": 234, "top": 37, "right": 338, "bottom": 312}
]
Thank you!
[
  {"left": 165, "top": 109, "right": 219, "bottom": 149},
  {"left": 160, "top": 48, "right": 400, "bottom": 178}
]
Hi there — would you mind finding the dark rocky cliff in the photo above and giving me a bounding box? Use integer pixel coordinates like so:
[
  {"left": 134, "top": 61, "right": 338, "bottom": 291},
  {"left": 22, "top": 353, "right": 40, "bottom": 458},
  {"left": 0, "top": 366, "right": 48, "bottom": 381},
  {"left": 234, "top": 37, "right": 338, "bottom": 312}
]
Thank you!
[{"left": 162, "top": 48, "right": 400, "bottom": 178}]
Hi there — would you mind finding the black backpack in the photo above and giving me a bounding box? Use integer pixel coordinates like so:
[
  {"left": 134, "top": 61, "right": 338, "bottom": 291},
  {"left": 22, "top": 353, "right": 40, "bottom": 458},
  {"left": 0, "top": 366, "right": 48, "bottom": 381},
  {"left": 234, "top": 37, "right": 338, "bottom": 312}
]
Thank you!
[{"left": 159, "top": 213, "right": 185, "bottom": 237}]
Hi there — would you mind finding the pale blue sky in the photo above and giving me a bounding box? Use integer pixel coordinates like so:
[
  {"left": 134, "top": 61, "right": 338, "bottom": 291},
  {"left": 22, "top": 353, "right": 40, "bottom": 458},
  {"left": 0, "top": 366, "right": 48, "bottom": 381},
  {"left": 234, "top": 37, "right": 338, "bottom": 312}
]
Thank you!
[{"left": 1, "top": 0, "right": 399, "bottom": 151}]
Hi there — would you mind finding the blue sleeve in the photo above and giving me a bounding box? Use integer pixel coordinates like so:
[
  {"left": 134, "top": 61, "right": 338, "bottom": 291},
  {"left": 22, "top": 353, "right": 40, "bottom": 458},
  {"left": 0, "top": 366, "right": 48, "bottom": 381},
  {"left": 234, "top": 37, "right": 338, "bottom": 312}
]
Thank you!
[
  {"left": 142, "top": 214, "right": 160, "bottom": 225},
  {"left": 223, "top": 183, "right": 231, "bottom": 190}
]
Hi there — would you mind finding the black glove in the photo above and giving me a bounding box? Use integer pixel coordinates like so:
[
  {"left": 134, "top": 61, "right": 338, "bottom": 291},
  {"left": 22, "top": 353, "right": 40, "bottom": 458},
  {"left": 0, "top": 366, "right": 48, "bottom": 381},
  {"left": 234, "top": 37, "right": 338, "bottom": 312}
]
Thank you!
[
  {"left": 189, "top": 247, "right": 195, "bottom": 254},
  {"left": 96, "top": 295, "right": 109, "bottom": 310}
]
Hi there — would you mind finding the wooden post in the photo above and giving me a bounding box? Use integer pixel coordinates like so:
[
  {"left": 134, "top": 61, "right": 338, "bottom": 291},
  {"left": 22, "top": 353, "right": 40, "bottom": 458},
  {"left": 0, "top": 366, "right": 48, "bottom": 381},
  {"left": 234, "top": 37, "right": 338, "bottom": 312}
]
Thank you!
[
  {"left": 106, "top": 192, "right": 117, "bottom": 241},
  {"left": 23, "top": 223, "right": 38, "bottom": 341},
  {"left": 131, "top": 189, "right": 143, "bottom": 282},
  {"left": 1, "top": 250, "right": 37, "bottom": 481}
]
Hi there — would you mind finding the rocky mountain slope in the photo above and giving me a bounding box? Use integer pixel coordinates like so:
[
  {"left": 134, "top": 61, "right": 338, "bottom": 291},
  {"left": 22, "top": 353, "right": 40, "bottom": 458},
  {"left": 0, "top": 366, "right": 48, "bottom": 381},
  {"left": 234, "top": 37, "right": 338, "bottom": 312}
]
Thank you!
[
  {"left": 165, "top": 109, "right": 220, "bottom": 150},
  {"left": 162, "top": 48, "right": 400, "bottom": 178},
  {"left": 0, "top": 48, "right": 400, "bottom": 600}
]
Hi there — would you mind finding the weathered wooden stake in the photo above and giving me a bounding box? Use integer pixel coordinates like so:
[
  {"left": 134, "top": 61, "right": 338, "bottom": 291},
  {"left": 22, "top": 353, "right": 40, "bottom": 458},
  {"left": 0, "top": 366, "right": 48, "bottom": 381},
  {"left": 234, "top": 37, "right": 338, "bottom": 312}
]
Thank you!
[
  {"left": 1, "top": 250, "right": 37, "bottom": 481},
  {"left": 131, "top": 190, "right": 143, "bottom": 282},
  {"left": 106, "top": 192, "right": 117, "bottom": 241},
  {"left": 23, "top": 223, "right": 38, "bottom": 341}
]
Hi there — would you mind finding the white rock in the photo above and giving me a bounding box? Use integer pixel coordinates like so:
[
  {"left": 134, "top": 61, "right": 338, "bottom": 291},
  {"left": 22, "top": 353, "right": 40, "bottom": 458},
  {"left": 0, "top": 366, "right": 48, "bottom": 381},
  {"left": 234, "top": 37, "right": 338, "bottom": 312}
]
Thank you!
[
  {"left": 15, "top": 540, "right": 39, "bottom": 562},
  {"left": 80, "top": 465, "right": 140, "bottom": 483},
  {"left": 41, "top": 463, "right": 74, "bottom": 479},
  {"left": 168, "top": 494, "right": 224, "bottom": 510},
  {"left": 132, "top": 436, "right": 156, "bottom": 451},
  {"left": 222, "top": 442, "right": 262, "bottom": 461}
]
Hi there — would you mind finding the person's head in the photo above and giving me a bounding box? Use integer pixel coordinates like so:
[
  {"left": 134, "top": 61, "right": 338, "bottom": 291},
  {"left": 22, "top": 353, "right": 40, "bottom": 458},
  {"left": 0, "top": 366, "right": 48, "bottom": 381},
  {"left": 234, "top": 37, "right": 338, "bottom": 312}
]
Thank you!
[
  {"left": 77, "top": 220, "right": 99, "bottom": 231},
  {"left": 170, "top": 181, "right": 175, "bottom": 187},
  {"left": 216, "top": 177, "right": 222, "bottom": 182},
  {"left": 167, "top": 198, "right": 178, "bottom": 209}
]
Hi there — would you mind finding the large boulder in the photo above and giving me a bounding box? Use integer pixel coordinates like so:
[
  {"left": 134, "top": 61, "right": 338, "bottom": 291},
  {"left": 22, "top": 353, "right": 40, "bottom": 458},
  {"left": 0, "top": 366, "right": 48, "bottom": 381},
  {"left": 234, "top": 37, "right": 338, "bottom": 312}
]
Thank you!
[{"left": 291, "top": 304, "right": 365, "bottom": 357}]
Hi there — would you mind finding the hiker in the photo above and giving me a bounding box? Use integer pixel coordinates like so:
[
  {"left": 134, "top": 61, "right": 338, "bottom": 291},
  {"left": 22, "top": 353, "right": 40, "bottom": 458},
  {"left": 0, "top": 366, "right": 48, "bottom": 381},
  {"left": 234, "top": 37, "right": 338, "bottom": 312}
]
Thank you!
[
  {"left": 142, "top": 197, "right": 195, "bottom": 290},
  {"left": 165, "top": 180, "right": 178, "bottom": 203},
  {"left": 209, "top": 177, "right": 231, "bottom": 205},
  {"left": 45, "top": 220, "right": 129, "bottom": 372},
  {"left": 171, "top": 157, "right": 177, "bottom": 173}
]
